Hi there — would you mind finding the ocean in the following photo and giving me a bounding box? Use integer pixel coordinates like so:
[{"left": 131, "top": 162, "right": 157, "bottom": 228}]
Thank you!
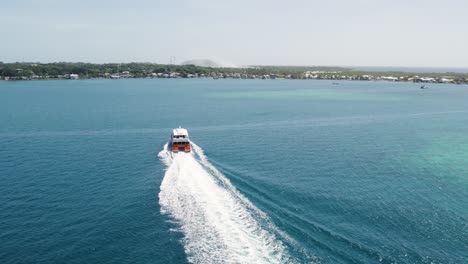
[{"left": 0, "top": 79, "right": 467, "bottom": 263}]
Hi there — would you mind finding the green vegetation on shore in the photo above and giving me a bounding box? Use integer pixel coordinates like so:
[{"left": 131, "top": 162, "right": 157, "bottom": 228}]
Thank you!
[{"left": 0, "top": 62, "right": 467, "bottom": 84}]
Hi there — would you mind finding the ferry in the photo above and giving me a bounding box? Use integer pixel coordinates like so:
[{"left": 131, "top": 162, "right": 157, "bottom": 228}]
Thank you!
[{"left": 170, "top": 127, "right": 191, "bottom": 152}]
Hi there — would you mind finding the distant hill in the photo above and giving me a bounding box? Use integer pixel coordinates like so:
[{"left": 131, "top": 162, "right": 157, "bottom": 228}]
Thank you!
[{"left": 181, "top": 59, "right": 238, "bottom": 68}]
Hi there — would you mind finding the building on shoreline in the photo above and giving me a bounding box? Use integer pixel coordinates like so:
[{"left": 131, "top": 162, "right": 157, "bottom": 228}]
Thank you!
[{"left": 1, "top": 63, "right": 467, "bottom": 85}]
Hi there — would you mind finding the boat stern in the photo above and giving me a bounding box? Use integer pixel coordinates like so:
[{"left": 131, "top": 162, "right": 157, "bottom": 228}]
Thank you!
[
  {"left": 170, "top": 127, "right": 191, "bottom": 153},
  {"left": 171, "top": 142, "right": 191, "bottom": 153}
]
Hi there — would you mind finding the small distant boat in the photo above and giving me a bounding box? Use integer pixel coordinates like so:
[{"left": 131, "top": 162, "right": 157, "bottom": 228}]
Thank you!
[
  {"left": 420, "top": 85, "right": 428, "bottom": 89},
  {"left": 170, "top": 127, "right": 191, "bottom": 152},
  {"left": 332, "top": 82, "right": 340, "bottom": 85}
]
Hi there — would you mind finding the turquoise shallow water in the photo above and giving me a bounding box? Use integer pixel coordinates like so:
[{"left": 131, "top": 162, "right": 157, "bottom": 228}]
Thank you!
[{"left": 0, "top": 79, "right": 467, "bottom": 263}]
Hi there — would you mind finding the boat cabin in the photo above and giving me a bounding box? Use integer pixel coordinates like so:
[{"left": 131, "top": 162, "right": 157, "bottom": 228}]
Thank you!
[{"left": 171, "top": 128, "right": 191, "bottom": 152}]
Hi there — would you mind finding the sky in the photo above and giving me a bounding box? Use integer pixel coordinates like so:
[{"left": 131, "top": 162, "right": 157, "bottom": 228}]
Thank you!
[{"left": 1, "top": 0, "right": 467, "bottom": 67}]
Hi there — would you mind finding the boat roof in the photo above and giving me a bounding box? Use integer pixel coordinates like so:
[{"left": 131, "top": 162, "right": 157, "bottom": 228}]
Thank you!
[{"left": 172, "top": 128, "right": 189, "bottom": 136}]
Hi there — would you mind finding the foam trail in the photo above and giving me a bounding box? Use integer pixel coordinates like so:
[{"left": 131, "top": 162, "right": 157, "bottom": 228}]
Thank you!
[{"left": 158, "top": 142, "right": 293, "bottom": 264}]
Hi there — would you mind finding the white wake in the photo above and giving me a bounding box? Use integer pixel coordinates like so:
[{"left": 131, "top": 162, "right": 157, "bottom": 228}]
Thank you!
[{"left": 158, "top": 142, "right": 291, "bottom": 264}]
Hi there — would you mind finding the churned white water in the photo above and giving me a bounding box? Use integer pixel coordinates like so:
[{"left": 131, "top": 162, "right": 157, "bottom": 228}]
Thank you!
[{"left": 158, "top": 142, "right": 291, "bottom": 264}]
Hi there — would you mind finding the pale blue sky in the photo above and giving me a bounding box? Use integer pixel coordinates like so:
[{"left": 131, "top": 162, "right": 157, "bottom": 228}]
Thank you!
[{"left": 1, "top": 0, "right": 467, "bottom": 67}]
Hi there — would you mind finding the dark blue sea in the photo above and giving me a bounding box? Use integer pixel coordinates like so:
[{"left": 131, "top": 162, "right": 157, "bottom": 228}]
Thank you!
[{"left": 1, "top": 79, "right": 467, "bottom": 264}]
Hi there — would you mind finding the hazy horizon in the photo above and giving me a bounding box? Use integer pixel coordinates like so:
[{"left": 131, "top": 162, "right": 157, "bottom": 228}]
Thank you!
[{"left": 1, "top": 0, "right": 467, "bottom": 68}]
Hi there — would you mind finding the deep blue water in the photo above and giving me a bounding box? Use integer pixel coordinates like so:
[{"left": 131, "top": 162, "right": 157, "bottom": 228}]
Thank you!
[{"left": 0, "top": 79, "right": 467, "bottom": 263}]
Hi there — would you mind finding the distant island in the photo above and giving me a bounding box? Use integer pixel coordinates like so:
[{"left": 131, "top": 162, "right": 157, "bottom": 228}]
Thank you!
[{"left": 0, "top": 62, "right": 467, "bottom": 85}]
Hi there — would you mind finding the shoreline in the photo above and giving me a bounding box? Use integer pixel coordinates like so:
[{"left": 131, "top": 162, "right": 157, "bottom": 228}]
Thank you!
[
  {"left": 1, "top": 76, "right": 467, "bottom": 86},
  {"left": 1, "top": 62, "right": 467, "bottom": 85}
]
